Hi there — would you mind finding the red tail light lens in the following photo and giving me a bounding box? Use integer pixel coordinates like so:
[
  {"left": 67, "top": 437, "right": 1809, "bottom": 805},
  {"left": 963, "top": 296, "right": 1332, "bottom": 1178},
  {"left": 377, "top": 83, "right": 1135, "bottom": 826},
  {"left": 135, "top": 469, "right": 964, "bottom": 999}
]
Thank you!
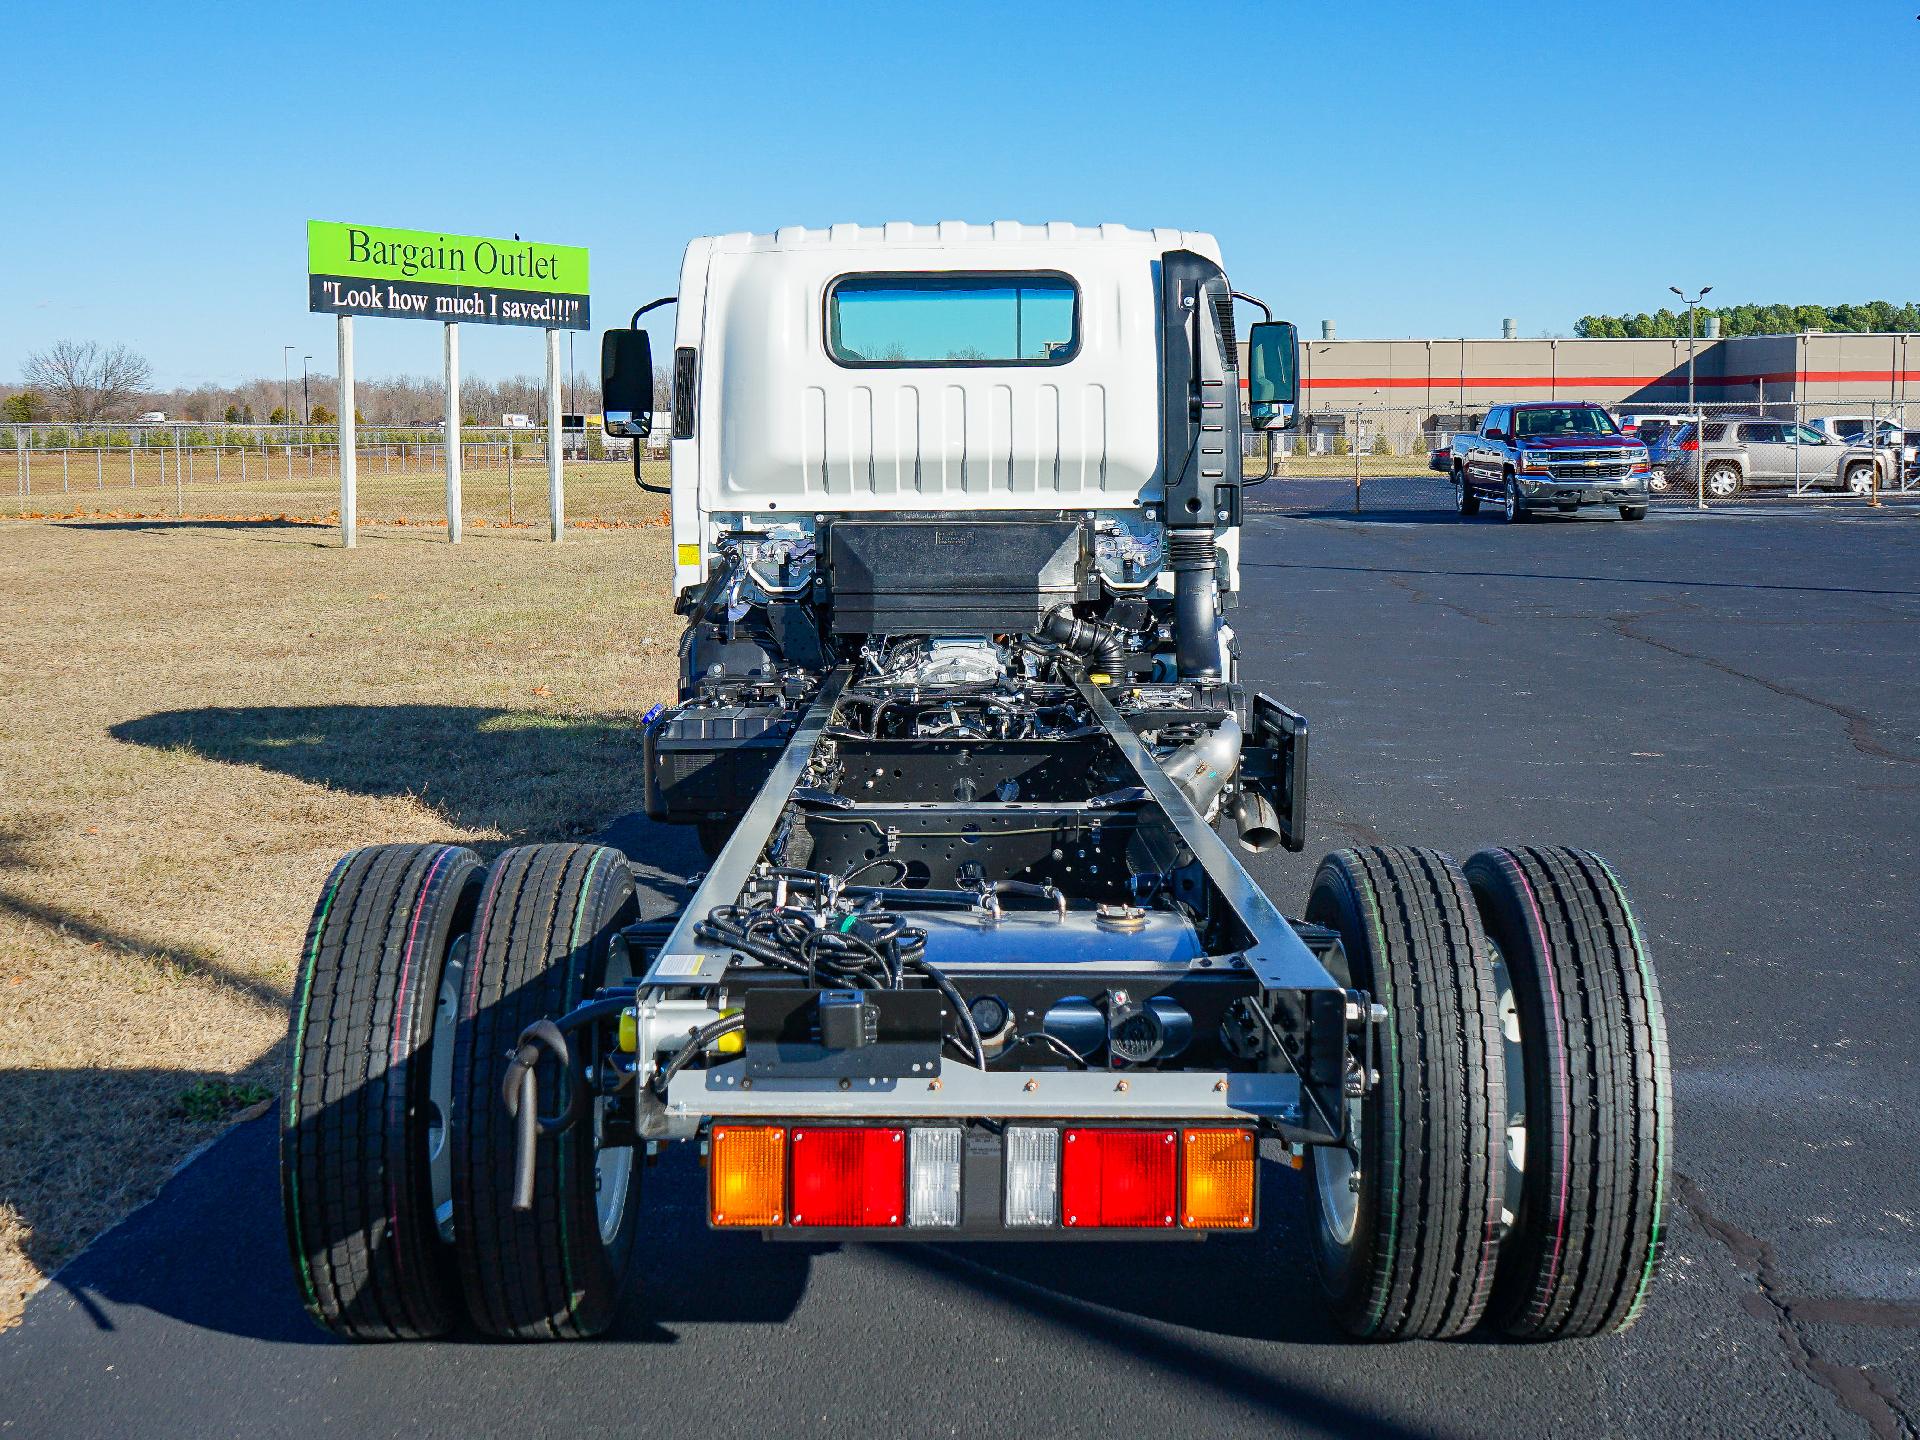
[
  {"left": 789, "top": 1127, "right": 906, "bottom": 1227},
  {"left": 1680, "top": 439, "right": 1699, "bottom": 451},
  {"left": 1061, "top": 1128, "right": 1177, "bottom": 1228}
]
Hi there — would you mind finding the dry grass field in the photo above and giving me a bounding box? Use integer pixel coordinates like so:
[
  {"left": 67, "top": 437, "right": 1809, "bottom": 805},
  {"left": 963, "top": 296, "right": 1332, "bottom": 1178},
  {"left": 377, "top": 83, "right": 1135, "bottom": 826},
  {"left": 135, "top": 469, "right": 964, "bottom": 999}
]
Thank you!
[
  {"left": 4, "top": 451, "right": 673, "bottom": 528},
  {"left": 0, "top": 518, "right": 681, "bottom": 1326}
]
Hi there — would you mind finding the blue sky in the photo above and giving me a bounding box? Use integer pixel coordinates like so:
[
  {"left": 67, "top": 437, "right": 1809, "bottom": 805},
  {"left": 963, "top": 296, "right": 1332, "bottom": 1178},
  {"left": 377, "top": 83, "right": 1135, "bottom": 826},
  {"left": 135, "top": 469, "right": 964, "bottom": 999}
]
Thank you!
[{"left": 3, "top": 0, "right": 1914, "bottom": 387}]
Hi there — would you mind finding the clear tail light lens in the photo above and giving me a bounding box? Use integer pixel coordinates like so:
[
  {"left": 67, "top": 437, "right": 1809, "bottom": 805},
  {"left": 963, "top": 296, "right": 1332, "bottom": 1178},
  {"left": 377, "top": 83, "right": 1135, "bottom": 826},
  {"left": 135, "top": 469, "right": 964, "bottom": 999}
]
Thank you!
[
  {"left": 908, "top": 1127, "right": 964, "bottom": 1228},
  {"left": 1003, "top": 1126, "right": 1061, "bottom": 1227}
]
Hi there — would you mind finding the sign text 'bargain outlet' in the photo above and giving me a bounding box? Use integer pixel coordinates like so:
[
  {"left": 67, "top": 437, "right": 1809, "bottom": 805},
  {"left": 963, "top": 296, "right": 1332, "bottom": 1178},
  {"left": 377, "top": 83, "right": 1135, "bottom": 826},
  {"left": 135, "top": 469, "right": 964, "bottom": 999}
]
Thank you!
[{"left": 306, "top": 220, "right": 590, "bottom": 329}]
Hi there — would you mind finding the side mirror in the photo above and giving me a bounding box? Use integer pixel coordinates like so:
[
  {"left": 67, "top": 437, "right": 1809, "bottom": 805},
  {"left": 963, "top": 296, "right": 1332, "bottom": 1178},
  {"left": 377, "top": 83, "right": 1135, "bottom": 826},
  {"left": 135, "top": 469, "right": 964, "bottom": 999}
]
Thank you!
[
  {"left": 1246, "top": 320, "right": 1299, "bottom": 428},
  {"left": 601, "top": 328, "right": 654, "bottom": 438}
]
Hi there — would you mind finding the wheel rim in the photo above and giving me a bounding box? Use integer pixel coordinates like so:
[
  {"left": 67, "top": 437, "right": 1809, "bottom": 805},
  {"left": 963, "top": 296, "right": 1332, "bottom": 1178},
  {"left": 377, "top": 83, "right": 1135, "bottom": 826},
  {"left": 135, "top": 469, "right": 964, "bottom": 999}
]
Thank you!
[
  {"left": 1708, "top": 469, "right": 1737, "bottom": 498},
  {"left": 1314, "top": 1093, "right": 1364, "bottom": 1249},
  {"left": 1505, "top": 480, "right": 1520, "bottom": 519},
  {"left": 428, "top": 935, "right": 468, "bottom": 1243},
  {"left": 592, "top": 934, "right": 636, "bottom": 1246},
  {"left": 1848, "top": 467, "right": 1872, "bottom": 495},
  {"left": 1488, "top": 945, "right": 1528, "bottom": 1230}
]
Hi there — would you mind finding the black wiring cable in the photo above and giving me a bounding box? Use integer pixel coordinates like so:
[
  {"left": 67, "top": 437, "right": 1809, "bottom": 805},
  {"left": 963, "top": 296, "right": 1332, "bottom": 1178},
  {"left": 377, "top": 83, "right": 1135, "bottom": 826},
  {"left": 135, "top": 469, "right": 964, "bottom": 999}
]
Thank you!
[
  {"left": 1012, "top": 1030, "right": 1092, "bottom": 1068},
  {"left": 648, "top": 1013, "right": 747, "bottom": 1098},
  {"left": 696, "top": 868, "right": 989, "bottom": 1068}
]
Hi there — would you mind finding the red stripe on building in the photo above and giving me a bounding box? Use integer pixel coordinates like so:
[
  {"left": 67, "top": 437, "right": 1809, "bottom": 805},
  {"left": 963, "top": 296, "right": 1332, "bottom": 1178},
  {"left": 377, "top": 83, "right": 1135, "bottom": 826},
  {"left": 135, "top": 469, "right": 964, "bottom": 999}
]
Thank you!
[{"left": 1241, "top": 370, "right": 1920, "bottom": 390}]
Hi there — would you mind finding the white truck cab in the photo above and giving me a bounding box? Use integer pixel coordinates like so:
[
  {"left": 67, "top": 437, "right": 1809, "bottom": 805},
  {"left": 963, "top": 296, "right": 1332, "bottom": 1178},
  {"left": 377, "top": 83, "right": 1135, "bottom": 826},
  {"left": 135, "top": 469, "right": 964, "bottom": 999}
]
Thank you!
[{"left": 609, "top": 222, "right": 1270, "bottom": 607}]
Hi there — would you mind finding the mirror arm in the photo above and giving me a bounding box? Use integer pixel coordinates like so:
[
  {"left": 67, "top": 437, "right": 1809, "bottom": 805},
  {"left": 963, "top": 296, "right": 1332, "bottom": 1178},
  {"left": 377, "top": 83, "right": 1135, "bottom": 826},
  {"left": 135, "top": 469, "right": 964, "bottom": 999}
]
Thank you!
[
  {"left": 1230, "top": 290, "right": 1272, "bottom": 322},
  {"left": 629, "top": 296, "right": 676, "bottom": 328}
]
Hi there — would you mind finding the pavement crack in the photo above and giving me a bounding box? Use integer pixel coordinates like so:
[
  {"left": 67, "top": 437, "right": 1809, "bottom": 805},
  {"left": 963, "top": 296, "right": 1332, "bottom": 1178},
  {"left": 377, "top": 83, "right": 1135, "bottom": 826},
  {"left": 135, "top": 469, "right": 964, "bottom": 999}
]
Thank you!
[
  {"left": 1610, "top": 614, "right": 1920, "bottom": 766},
  {"left": 1675, "top": 1172, "right": 1915, "bottom": 1439},
  {"left": 1385, "top": 574, "right": 1496, "bottom": 627}
]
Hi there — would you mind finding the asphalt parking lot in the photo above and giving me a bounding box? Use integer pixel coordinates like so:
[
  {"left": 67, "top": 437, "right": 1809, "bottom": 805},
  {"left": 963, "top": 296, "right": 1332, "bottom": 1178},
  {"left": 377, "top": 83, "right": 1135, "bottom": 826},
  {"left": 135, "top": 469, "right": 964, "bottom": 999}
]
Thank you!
[{"left": 3, "top": 502, "right": 1916, "bottom": 1439}]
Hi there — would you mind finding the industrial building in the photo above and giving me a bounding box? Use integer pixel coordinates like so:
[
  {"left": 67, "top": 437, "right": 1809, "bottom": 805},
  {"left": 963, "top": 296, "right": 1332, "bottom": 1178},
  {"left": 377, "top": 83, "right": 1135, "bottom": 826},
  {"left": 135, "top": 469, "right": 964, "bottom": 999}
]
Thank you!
[{"left": 1238, "top": 326, "right": 1917, "bottom": 455}]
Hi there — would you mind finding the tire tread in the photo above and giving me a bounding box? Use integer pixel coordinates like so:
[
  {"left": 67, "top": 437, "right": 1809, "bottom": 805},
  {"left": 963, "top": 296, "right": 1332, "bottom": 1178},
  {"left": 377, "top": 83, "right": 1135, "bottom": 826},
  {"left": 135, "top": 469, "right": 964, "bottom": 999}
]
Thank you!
[
  {"left": 1467, "top": 845, "right": 1670, "bottom": 1339},
  {"left": 282, "top": 843, "right": 480, "bottom": 1341}
]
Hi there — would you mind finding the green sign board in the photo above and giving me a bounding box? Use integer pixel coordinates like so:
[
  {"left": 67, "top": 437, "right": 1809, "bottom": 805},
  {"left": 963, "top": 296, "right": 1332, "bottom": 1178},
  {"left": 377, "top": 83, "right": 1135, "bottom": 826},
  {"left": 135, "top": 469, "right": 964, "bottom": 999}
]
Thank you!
[{"left": 307, "top": 220, "right": 590, "bottom": 330}]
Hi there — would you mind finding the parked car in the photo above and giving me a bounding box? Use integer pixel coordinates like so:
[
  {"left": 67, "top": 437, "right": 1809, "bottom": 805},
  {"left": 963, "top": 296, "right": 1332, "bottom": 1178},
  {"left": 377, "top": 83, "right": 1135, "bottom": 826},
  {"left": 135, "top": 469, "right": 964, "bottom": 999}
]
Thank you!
[
  {"left": 1643, "top": 421, "right": 1711, "bottom": 494},
  {"left": 1804, "top": 416, "right": 1917, "bottom": 474},
  {"left": 1617, "top": 412, "right": 1693, "bottom": 450},
  {"left": 1678, "top": 415, "right": 1894, "bottom": 498},
  {"left": 1449, "top": 402, "right": 1652, "bottom": 521}
]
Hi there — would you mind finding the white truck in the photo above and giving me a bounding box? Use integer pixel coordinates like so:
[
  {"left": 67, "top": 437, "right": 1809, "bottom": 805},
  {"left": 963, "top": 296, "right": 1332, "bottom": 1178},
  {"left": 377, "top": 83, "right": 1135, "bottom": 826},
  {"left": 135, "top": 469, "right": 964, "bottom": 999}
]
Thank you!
[{"left": 283, "top": 222, "right": 1670, "bottom": 1347}]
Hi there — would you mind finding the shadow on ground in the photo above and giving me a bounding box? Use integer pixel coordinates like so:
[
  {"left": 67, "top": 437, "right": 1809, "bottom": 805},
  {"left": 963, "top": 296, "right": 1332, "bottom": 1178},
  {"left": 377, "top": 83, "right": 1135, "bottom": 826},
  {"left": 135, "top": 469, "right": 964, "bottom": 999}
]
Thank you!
[
  {"left": 111, "top": 704, "right": 682, "bottom": 853},
  {"left": 31, "top": 1107, "right": 1362, "bottom": 1361},
  {"left": 49, "top": 519, "right": 332, "bottom": 533}
]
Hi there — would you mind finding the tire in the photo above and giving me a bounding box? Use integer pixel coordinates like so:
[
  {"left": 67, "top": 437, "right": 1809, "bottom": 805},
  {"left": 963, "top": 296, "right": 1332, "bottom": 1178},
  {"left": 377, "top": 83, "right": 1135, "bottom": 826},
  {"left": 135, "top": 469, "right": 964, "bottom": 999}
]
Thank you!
[
  {"left": 1464, "top": 846, "right": 1672, "bottom": 1340},
  {"left": 1619, "top": 506, "right": 1647, "bottom": 522},
  {"left": 1646, "top": 469, "right": 1673, "bottom": 495},
  {"left": 1705, "top": 463, "right": 1742, "bottom": 500},
  {"left": 1843, "top": 463, "right": 1875, "bottom": 497},
  {"left": 452, "top": 843, "right": 640, "bottom": 1340},
  {"left": 1501, "top": 473, "right": 1528, "bottom": 524},
  {"left": 1454, "top": 468, "right": 1480, "bottom": 516},
  {"left": 1303, "top": 847, "right": 1505, "bottom": 1340},
  {"left": 282, "top": 843, "right": 484, "bottom": 1340}
]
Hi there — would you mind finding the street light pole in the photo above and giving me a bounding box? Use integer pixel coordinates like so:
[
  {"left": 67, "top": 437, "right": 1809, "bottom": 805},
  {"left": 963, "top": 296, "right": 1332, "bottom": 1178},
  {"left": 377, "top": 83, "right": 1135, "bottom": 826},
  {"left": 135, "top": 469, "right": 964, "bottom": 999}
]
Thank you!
[
  {"left": 281, "top": 346, "right": 295, "bottom": 429},
  {"left": 302, "top": 356, "right": 312, "bottom": 425},
  {"left": 1666, "top": 284, "right": 1712, "bottom": 414},
  {"left": 1670, "top": 285, "right": 1712, "bottom": 509}
]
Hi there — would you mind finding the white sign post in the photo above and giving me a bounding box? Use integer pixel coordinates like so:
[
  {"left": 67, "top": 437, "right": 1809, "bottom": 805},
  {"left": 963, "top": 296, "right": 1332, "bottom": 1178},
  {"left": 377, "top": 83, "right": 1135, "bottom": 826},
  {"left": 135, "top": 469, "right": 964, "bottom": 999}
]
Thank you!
[
  {"left": 444, "top": 322, "right": 463, "bottom": 543},
  {"left": 337, "top": 315, "right": 356, "bottom": 548},
  {"left": 546, "top": 327, "right": 564, "bottom": 542}
]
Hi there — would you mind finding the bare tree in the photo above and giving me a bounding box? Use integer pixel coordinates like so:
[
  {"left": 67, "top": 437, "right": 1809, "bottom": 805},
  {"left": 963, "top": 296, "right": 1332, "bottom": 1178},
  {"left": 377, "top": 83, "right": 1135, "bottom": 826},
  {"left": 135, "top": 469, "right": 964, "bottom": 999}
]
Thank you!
[{"left": 22, "top": 341, "right": 154, "bottom": 421}]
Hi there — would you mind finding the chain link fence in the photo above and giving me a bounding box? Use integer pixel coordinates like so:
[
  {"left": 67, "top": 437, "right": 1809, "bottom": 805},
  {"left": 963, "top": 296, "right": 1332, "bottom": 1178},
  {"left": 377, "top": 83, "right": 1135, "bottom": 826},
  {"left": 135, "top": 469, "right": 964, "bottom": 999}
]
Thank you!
[
  {"left": 10, "top": 407, "right": 1916, "bottom": 526},
  {"left": 1, "top": 422, "right": 672, "bottom": 527},
  {"left": 1241, "top": 400, "right": 1919, "bottom": 515}
]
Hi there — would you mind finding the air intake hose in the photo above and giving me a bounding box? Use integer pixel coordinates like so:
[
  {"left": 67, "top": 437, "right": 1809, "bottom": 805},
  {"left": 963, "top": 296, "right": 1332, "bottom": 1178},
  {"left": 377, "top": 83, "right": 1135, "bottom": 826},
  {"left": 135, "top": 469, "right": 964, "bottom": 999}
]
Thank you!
[
  {"left": 1039, "top": 608, "right": 1129, "bottom": 677},
  {"left": 1168, "top": 531, "right": 1221, "bottom": 680}
]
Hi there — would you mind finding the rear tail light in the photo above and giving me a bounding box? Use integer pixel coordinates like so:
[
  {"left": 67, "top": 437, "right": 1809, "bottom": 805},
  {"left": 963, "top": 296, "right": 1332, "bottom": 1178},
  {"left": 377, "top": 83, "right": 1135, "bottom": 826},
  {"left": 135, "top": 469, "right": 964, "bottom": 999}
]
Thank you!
[
  {"left": 1061, "top": 1128, "right": 1177, "bottom": 1228},
  {"left": 790, "top": 1127, "right": 905, "bottom": 1227},
  {"left": 1003, "top": 1126, "right": 1060, "bottom": 1227},
  {"left": 1680, "top": 439, "right": 1699, "bottom": 451},
  {"left": 710, "top": 1125, "right": 786, "bottom": 1227},
  {"left": 908, "top": 1127, "right": 964, "bottom": 1228},
  {"left": 1181, "top": 1128, "right": 1256, "bottom": 1229}
]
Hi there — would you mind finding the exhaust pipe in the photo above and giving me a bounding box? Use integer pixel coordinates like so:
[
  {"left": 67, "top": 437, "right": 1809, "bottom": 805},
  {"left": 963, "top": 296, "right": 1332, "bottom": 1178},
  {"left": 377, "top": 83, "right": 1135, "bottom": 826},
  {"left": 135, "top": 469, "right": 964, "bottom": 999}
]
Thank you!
[
  {"left": 1231, "top": 787, "right": 1283, "bottom": 854},
  {"left": 1164, "top": 714, "right": 1242, "bottom": 818}
]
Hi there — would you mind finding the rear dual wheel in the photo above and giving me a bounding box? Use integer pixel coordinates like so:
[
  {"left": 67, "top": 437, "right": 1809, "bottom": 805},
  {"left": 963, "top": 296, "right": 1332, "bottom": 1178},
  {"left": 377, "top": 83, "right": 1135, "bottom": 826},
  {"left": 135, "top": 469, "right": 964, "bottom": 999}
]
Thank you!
[
  {"left": 1302, "top": 844, "right": 1672, "bottom": 1341},
  {"left": 282, "top": 841, "right": 643, "bottom": 1342}
]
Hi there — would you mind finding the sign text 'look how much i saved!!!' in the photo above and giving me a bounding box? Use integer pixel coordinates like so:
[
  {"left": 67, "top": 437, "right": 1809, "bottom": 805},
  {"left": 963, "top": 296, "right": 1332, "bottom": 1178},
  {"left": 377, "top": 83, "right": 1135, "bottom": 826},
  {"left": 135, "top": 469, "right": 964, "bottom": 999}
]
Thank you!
[{"left": 306, "top": 220, "right": 590, "bottom": 330}]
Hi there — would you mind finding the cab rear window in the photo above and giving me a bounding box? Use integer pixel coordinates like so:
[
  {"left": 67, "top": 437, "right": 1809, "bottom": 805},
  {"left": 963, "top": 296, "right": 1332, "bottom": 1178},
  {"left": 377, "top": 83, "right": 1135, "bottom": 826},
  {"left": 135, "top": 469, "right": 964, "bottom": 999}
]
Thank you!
[{"left": 827, "top": 273, "right": 1079, "bottom": 367}]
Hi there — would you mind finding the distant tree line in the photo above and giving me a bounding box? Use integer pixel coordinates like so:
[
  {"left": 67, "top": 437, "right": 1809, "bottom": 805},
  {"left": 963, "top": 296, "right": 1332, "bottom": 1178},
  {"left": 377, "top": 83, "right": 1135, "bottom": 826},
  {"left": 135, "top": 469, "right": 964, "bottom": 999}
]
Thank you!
[
  {"left": 1575, "top": 301, "right": 1920, "bottom": 339},
  {"left": 4, "top": 338, "right": 660, "bottom": 425}
]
